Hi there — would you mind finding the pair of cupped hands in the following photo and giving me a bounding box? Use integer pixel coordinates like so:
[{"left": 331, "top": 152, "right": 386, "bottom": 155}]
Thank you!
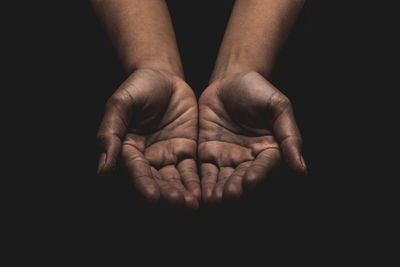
[{"left": 97, "top": 68, "right": 307, "bottom": 210}]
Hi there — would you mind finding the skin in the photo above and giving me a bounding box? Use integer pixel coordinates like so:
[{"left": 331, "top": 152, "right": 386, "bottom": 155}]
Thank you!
[
  {"left": 199, "top": 71, "right": 306, "bottom": 203},
  {"left": 210, "top": 0, "right": 307, "bottom": 81},
  {"left": 92, "top": 0, "right": 200, "bottom": 209},
  {"left": 199, "top": 0, "right": 307, "bottom": 203},
  {"left": 93, "top": 0, "right": 307, "bottom": 207}
]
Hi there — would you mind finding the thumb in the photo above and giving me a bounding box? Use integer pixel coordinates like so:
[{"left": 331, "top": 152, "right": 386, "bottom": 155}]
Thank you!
[
  {"left": 272, "top": 98, "right": 307, "bottom": 175},
  {"left": 96, "top": 95, "right": 131, "bottom": 175}
]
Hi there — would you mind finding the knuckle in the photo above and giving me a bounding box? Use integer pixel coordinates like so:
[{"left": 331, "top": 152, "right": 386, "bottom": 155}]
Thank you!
[
  {"left": 197, "top": 143, "right": 220, "bottom": 164},
  {"left": 174, "top": 140, "right": 196, "bottom": 160},
  {"left": 277, "top": 95, "right": 292, "bottom": 110},
  {"left": 297, "top": 136, "right": 303, "bottom": 145},
  {"left": 106, "top": 94, "right": 127, "bottom": 109},
  {"left": 270, "top": 92, "right": 292, "bottom": 113},
  {"left": 96, "top": 132, "right": 108, "bottom": 144},
  {"left": 96, "top": 132, "right": 116, "bottom": 144},
  {"left": 185, "top": 179, "right": 200, "bottom": 185},
  {"left": 283, "top": 134, "right": 302, "bottom": 147}
]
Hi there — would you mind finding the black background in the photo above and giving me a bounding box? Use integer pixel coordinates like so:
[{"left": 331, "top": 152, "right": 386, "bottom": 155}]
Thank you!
[
  {"left": 6, "top": 0, "right": 390, "bottom": 260},
  {"left": 73, "top": 0, "right": 331, "bottom": 243}
]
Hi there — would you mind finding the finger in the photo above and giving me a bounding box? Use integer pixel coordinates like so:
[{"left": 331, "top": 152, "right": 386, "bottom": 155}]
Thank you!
[
  {"left": 158, "top": 166, "right": 192, "bottom": 209},
  {"left": 177, "top": 159, "right": 201, "bottom": 201},
  {"left": 151, "top": 168, "right": 185, "bottom": 208},
  {"left": 200, "top": 163, "right": 218, "bottom": 204},
  {"left": 164, "top": 165, "right": 199, "bottom": 210},
  {"left": 272, "top": 102, "right": 307, "bottom": 175},
  {"left": 243, "top": 148, "right": 281, "bottom": 189},
  {"left": 223, "top": 161, "right": 251, "bottom": 200},
  {"left": 212, "top": 167, "right": 234, "bottom": 204},
  {"left": 122, "top": 145, "right": 160, "bottom": 203},
  {"left": 96, "top": 95, "right": 132, "bottom": 175}
]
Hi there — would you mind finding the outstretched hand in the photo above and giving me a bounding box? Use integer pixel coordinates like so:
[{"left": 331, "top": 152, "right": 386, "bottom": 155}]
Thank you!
[
  {"left": 97, "top": 69, "right": 200, "bottom": 210},
  {"left": 97, "top": 70, "right": 306, "bottom": 208},
  {"left": 198, "top": 71, "right": 307, "bottom": 204}
]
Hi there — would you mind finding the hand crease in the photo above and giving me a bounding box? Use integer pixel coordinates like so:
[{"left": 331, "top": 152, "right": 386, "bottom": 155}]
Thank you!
[
  {"left": 157, "top": 106, "right": 196, "bottom": 131},
  {"left": 146, "top": 137, "right": 197, "bottom": 149}
]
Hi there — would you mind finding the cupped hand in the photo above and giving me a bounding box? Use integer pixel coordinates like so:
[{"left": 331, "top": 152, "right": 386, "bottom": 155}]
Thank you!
[
  {"left": 97, "top": 69, "right": 200, "bottom": 210},
  {"left": 198, "top": 71, "right": 307, "bottom": 204}
]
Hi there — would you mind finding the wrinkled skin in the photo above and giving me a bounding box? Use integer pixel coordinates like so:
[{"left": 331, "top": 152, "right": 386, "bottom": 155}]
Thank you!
[
  {"left": 198, "top": 71, "right": 307, "bottom": 203},
  {"left": 97, "top": 69, "right": 200, "bottom": 210}
]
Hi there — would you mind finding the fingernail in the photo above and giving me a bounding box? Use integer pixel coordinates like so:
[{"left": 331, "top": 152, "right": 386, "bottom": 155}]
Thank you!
[
  {"left": 97, "top": 152, "right": 106, "bottom": 175},
  {"left": 300, "top": 155, "right": 308, "bottom": 174}
]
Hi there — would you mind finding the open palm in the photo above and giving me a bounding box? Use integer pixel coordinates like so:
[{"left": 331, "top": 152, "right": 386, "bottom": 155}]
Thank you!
[
  {"left": 198, "top": 72, "right": 306, "bottom": 203},
  {"left": 97, "top": 69, "right": 200, "bottom": 209}
]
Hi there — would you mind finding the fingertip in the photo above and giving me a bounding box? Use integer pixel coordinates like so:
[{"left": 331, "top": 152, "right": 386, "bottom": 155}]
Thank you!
[
  {"left": 133, "top": 175, "right": 161, "bottom": 203},
  {"left": 212, "top": 187, "right": 223, "bottom": 204},
  {"left": 223, "top": 183, "right": 242, "bottom": 200},
  {"left": 97, "top": 152, "right": 107, "bottom": 176},
  {"left": 97, "top": 133, "right": 122, "bottom": 175},
  {"left": 286, "top": 155, "right": 308, "bottom": 176},
  {"left": 184, "top": 182, "right": 201, "bottom": 201},
  {"left": 184, "top": 194, "right": 199, "bottom": 210},
  {"left": 202, "top": 187, "right": 214, "bottom": 205},
  {"left": 167, "top": 190, "right": 185, "bottom": 207},
  {"left": 99, "top": 154, "right": 117, "bottom": 176},
  {"left": 300, "top": 155, "right": 308, "bottom": 176},
  {"left": 242, "top": 171, "right": 259, "bottom": 189},
  {"left": 143, "top": 186, "right": 161, "bottom": 204},
  {"left": 192, "top": 187, "right": 202, "bottom": 201}
]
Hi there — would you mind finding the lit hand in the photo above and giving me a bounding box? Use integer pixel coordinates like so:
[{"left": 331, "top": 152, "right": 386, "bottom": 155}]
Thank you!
[
  {"left": 198, "top": 71, "right": 307, "bottom": 203},
  {"left": 97, "top": 69, "right": 200, "bottom": 210}
]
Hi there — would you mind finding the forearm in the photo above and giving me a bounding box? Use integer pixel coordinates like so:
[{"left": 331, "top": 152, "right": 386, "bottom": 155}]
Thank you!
[
  {"left": 91, "top": 0, "right": 183, "bottom": 78},
  {"left": 210, "top": 0, "right": 305, "bottom": 82}
]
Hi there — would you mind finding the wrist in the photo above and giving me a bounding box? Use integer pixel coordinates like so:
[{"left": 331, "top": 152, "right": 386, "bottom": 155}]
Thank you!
[
  {"left": 124, "top": 56, "right": 184, "bottom": 79},
  {"left": 210, "top": 51, "right": 273, "bottom": 84},
  {"left": 210, "top": 62, "right": 258, "bottom": 84}
]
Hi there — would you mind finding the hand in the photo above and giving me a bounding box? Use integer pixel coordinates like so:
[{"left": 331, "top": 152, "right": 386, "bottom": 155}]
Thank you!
[
  {"left": 198, "top": 71, "right": 307, "bottom": 204},
  {"left": 97, "top": 69, "right": 200, "bottom": 210}
]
